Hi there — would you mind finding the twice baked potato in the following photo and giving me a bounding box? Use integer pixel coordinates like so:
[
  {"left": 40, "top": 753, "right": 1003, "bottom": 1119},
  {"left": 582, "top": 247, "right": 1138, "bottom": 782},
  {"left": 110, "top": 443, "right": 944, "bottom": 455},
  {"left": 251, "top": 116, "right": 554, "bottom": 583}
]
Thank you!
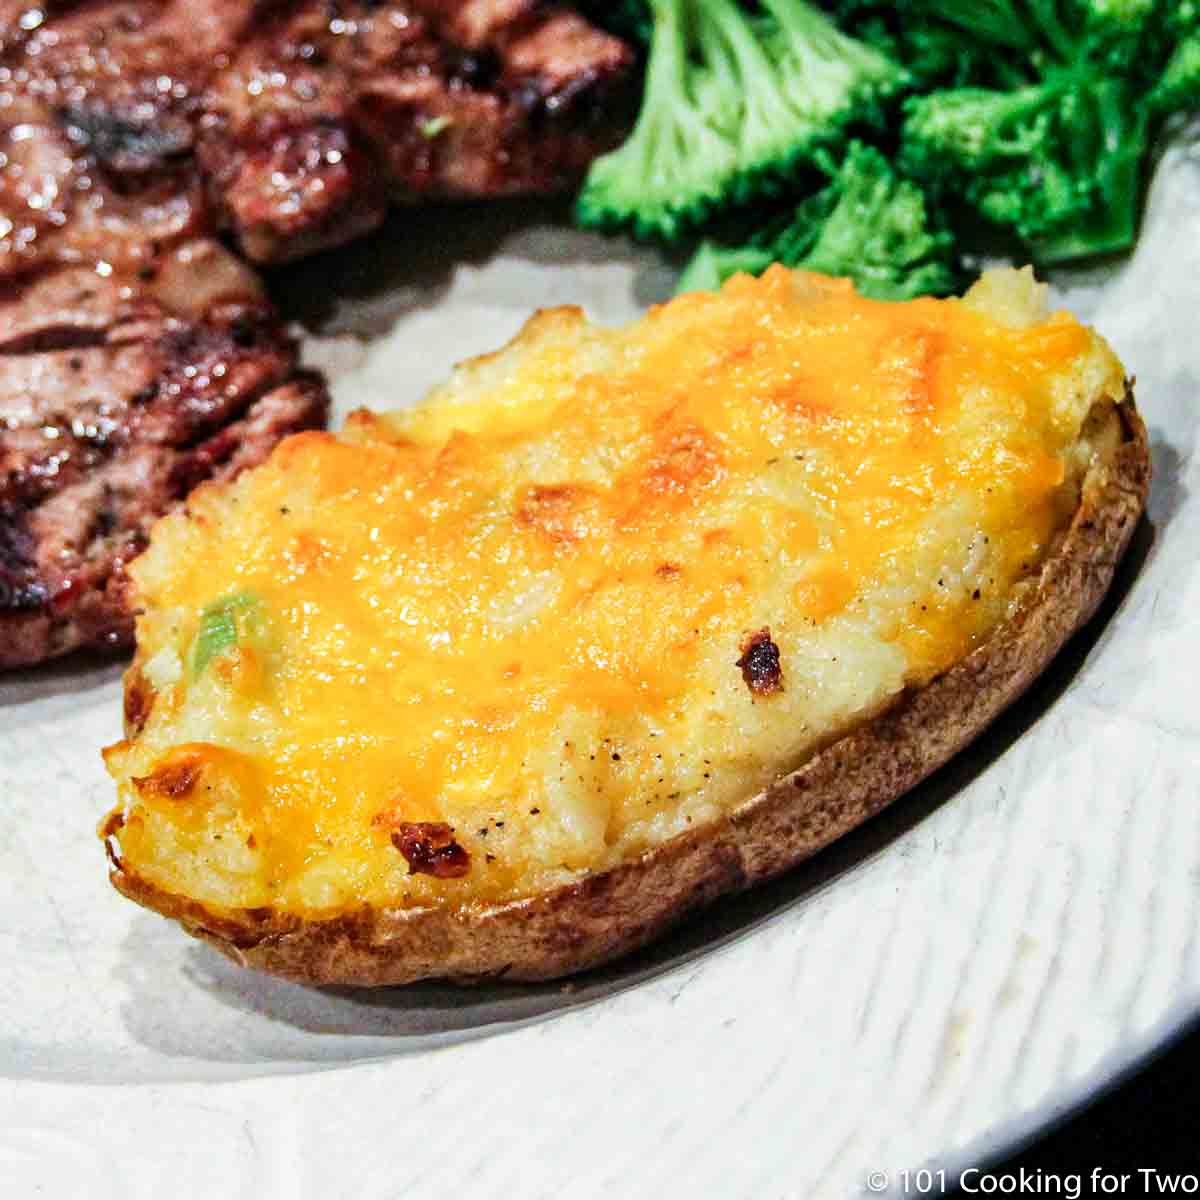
[{"left": 100, "top": 266, "right": 1149, "bottom": 986}]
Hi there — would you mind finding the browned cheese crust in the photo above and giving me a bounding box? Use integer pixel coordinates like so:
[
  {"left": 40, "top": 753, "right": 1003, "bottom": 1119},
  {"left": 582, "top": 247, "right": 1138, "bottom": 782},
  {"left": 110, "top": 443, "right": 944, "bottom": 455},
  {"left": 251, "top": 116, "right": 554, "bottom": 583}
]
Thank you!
[{"left": 105, "top": 396, "right": 1151, "bottom": 985}]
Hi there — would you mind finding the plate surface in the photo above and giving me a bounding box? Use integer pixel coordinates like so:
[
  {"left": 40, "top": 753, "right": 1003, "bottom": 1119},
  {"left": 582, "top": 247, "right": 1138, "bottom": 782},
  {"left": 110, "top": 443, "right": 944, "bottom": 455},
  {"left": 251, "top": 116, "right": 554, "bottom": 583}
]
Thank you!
[{"left": 1, "top": 130, "right": 1197, "bottom": 1196}]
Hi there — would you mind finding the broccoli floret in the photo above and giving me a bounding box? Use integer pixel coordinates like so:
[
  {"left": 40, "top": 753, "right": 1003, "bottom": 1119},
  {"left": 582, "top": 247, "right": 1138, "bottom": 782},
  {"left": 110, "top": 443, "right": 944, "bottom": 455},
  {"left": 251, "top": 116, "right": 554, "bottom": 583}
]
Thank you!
[
  {"left": 834, "top": 0, "right": 1171, "bottom": 86},
  {"left": 891, "top": 0, "right": 1196, "bottom": 262},
  {"left": 587, "top": 0, "right": 1194, "bottom": 278},
  {"left": 900, "top": 59, "right": 1158, "bottom": 263},
  {"left": 575, "top": 0, "right": 903, "bottom": 242},
  {"left": 677, "top": 143, "right": 959, "bottom": 299}
]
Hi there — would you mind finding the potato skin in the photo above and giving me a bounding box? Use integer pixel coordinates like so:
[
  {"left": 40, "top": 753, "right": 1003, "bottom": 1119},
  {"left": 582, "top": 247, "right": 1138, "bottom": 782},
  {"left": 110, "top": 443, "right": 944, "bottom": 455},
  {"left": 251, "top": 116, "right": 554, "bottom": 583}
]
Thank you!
[{"left": 106, "top": 395, "right": 1150, "bottom": 986}]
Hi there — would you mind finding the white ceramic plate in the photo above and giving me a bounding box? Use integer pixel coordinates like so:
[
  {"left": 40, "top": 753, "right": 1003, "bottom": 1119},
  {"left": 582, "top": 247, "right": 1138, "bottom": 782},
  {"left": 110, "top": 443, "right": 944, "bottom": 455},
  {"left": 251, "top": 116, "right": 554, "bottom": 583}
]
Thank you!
[{"left": 1, "top": 127, "right": 1197, "bottom": 1199}]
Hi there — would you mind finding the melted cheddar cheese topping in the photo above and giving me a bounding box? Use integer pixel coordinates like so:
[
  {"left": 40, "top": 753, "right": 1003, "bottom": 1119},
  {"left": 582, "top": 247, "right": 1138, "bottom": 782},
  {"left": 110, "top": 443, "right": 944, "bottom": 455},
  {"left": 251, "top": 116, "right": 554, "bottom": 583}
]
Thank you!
[{"left": 104, "top": 267, "right": 1126, "bottom": 915}]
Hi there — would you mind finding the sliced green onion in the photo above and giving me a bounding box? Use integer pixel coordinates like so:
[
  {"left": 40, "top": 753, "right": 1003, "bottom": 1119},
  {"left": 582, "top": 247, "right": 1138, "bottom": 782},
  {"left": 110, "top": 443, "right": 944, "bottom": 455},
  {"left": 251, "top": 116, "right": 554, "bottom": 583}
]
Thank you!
[
  {"left": 191, "top": 592, "right": 262, "bottom": 679},
  {"left": 419, "top": 115, "right": 453, "bottom": 140}
]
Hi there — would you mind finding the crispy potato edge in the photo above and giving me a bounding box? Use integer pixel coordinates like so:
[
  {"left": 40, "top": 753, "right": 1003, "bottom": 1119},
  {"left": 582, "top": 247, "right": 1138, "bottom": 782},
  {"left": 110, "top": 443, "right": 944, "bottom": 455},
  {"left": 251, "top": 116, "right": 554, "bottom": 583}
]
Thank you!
[{"left": 106, "top": 391, "right": 1151, "bottom": 987}]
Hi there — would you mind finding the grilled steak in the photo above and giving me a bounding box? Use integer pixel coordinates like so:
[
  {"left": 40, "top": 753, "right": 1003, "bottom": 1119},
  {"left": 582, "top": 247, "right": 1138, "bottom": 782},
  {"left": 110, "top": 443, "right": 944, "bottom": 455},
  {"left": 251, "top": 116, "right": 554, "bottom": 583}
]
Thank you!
[
  {"left": 199, "top": 1, "right": 634, "bottom": 261},
  {"left": 2, "top": 0, "right": 634, "bottom": 266},
  {"left": 0, "top": 1, "right": 633, "bottom": 666},
  {"left": 0, "top": 278, "right": 327, "bottom": 668}
]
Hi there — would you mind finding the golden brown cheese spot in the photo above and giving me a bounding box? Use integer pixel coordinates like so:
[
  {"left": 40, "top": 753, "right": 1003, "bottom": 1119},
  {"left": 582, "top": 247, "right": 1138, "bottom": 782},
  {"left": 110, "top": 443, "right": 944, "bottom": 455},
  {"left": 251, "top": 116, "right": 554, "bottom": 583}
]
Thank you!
[
  {"left": 98, "top": 809, "right": 127, "bottom": 870},
  {"left": 628, "top": 422, "right": 720, "bottom": 525},
  {"left": 643, "top": 422, "right": 715, "bottom": 496},
  {"left": 132, "top": 756, "right": 203, "bottom": 803},
  {"left": 104, "top": 266, "right": 1128, "bottom": 916},
  {"left": 516, "top": 484, "right": 591, "bottom": 546},
  {"left": 123, "top": 669, "right": 154, "bottom": 735},
  {"left": 737, "top": 628, "right": 784, "bottom": 697}
]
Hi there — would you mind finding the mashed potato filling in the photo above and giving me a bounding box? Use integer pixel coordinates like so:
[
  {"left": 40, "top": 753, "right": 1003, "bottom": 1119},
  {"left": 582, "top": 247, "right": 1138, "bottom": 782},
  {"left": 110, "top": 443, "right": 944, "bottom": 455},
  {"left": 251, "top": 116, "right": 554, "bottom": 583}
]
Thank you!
[{"left": 104, "top": 267, "right": 1126, "bottom": 915}]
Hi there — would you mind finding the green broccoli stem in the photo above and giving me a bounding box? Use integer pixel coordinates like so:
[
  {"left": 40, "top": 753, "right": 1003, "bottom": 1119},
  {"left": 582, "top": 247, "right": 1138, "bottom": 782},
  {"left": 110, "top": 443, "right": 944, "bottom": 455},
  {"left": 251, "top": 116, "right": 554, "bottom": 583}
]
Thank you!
[
  {"left": 764, "top": 0, "right": 898, "bottom": 71},
  {"left": 901, "top": 0, "right": 1079, "bottom": 62},
  {"left": 763, "top": 0, "right": 906, "bottom": 119},
  {"left": 764, "top": 0, "right": 857, "bottom": 53},
  {"left": 1023, "top": 0, "right": 1078, "bottom": 62},
  {"left": 577, "top": 0, "right": 738, "bottom": 240},
  {"left": 695, "top": 0, "right": 807, "bottom": 154},
  {"left": 902, "top": 0, "right": 1035, "bottom": 50}
]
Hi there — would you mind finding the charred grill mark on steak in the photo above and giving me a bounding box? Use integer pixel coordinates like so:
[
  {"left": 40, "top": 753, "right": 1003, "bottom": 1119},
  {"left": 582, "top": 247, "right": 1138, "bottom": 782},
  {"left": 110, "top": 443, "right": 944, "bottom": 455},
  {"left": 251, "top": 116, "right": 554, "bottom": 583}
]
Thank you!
[
  {"left": 0, "top": 99, "right": 211, "bottom": 285},
  {"left": 0, "top": 1, "right": 632, "bottom": 668},
  {"left": 59, "top": 104, "right": 196, "bottom": 176},
  {"left": 0, "top": 517, "right": 46, "bottom": 608}
]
